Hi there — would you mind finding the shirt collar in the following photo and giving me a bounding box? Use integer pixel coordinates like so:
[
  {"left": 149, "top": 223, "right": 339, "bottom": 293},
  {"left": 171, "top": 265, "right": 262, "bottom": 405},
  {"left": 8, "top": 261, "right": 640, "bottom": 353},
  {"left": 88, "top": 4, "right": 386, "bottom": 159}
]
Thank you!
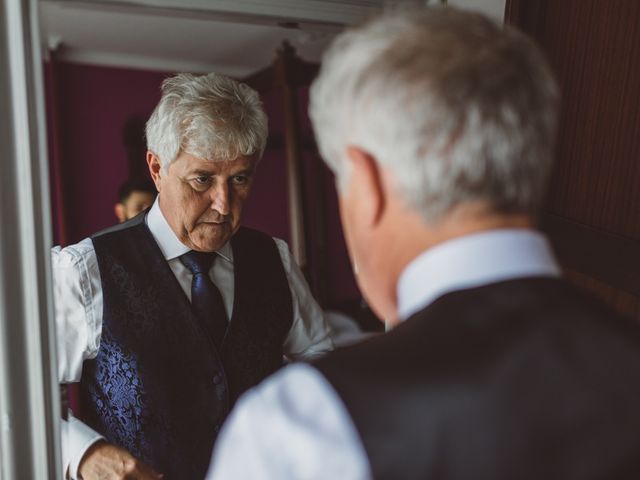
[
  {"left": 145, "top": 197, "right": 233, "bottom": 263},
  {"left": 397, "top": 228, "right": 561, "bottom": 321}
]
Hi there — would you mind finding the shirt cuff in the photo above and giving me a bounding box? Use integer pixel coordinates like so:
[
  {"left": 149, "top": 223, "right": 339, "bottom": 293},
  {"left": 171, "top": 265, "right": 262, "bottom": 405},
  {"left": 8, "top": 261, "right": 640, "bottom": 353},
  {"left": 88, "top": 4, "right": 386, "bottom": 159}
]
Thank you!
[{"left": 62, "top": 414, "right": 105, "bottom": 479}]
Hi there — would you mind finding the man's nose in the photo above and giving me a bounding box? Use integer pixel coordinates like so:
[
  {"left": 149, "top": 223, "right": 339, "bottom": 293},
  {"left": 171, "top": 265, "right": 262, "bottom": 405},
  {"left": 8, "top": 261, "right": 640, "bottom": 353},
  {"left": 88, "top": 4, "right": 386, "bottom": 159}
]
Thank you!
[{"left": 209, "top": 181, "right": 231, "bottom": 215}]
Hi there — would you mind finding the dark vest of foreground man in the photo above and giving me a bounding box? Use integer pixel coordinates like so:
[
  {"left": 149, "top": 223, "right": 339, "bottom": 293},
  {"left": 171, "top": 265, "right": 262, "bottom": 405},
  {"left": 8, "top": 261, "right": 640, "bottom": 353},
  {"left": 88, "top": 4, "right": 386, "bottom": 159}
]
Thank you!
[
  {"left": 80, "top": 214, "right": 293, "bottom": 479},
  {"left": 316, "top": 277, "right": 640, "bottom": 480}
]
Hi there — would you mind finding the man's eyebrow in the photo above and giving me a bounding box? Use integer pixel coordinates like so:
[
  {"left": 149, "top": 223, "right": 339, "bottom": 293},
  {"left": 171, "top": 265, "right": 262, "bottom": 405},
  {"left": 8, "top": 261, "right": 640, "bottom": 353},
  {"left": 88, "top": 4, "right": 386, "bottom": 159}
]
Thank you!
[
  {"left": 188, "top": 168, "right": 255, "bottom": 176},
  {"left": 191, "top": 169, "right": 214, "bottom": 176}
]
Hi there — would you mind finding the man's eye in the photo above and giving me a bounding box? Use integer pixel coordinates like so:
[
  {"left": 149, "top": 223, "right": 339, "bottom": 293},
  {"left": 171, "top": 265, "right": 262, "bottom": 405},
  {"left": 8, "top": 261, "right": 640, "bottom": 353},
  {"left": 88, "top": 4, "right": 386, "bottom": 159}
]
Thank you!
[
  {"left": 189, "top": 176, "right": 212, "bottom": 191},
  {"left": 195, "top": 175, "right": 211, "bottom": 185},
  {"left": 232, "top": 175, "right": 249, "bottom": 185}
]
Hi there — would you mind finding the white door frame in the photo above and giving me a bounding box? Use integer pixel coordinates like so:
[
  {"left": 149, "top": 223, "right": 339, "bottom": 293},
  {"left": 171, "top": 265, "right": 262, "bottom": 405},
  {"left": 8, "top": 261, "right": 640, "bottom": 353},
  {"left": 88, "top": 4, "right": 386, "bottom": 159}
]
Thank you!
[{"left": 0, "top": 0, "right": 62, "bottom": 478}]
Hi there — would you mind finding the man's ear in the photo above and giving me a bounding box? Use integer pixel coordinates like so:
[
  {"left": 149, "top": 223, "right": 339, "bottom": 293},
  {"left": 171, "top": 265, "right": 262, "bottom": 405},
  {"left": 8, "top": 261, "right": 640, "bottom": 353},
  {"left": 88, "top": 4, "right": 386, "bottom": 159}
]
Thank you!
[
  {"left": 147, "top": 151, "right": 162, "bottom": 191},
  {"left": 345, "top": 146, "right": 386, "bottom": 227},
  {"left": 114, "top": 203, "right": 126, "bottom": 223}
]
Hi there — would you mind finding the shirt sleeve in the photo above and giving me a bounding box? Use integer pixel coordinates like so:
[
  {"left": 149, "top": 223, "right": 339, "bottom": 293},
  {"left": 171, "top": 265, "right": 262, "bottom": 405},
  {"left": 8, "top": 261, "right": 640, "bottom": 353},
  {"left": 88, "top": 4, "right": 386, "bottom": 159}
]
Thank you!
[
  {"left": 206, "top": 363, "right": 371, "bottom": 480},
  {"left": 273, "top": 238, "right": 335, "bottom": 360},
  {"left": 52, "top": 238, "right": 105, "bottom": 478},
  {"left": 62, "top": 413, "right": 105, "bottom": 479},
  {"left": 52, "top": 238, "right": 103, "bottom": 382}
]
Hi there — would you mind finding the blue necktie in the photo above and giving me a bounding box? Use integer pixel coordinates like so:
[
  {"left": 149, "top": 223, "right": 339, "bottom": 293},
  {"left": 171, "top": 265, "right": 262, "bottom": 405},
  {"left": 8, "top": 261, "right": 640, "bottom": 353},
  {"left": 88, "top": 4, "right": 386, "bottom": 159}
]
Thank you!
[{"left": 180, "top": 251, "right": 228, "bottom": 350}]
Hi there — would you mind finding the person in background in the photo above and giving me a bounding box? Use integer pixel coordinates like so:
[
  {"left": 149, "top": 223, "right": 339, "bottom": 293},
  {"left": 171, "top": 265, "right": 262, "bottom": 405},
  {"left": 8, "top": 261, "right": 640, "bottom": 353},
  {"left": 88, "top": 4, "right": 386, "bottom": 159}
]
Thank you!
[
  {"left": 54, "top": 72, "right": 333, "bottom": 480},
  {"left": 114, "top": 178, "right": 157, "bottom": 223},
  {"left": 207, "top": 6, "right": 640, "bottom": 479}
]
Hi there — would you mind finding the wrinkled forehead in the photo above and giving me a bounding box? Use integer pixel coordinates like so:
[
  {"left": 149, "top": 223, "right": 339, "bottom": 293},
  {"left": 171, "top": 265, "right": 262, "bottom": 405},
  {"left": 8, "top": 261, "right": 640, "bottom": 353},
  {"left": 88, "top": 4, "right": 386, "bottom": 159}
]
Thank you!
[{"left": 173, "top": 152, "right": 257, "bottom": 175}]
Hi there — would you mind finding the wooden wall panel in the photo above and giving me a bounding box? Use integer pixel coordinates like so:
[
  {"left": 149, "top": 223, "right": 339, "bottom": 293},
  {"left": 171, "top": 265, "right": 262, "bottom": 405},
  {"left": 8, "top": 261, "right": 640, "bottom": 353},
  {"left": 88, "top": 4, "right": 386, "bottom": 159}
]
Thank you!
[
  {"left": 542, "top": 2, "right": 640, "bottom": 239},
  {"left": 506, "top": 0, "right": 640, "bottom": 318}
]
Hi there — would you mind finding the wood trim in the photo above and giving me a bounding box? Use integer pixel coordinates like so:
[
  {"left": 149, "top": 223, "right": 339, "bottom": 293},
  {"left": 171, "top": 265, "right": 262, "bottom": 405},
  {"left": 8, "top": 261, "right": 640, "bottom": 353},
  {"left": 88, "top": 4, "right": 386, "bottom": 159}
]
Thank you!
[{"left": 275, "top": 42, "right": 307, "bottom": 270}]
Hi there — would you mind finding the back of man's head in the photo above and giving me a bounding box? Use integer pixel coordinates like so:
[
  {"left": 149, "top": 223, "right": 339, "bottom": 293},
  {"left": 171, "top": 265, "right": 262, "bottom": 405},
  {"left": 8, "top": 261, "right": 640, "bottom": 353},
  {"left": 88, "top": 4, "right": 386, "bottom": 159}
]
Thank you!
[
  {"left": 145, "top": 73, "right": 268, "bottom": 171},
  {"left": 310, "top": 6, "right": 559, "bottom": 223}
]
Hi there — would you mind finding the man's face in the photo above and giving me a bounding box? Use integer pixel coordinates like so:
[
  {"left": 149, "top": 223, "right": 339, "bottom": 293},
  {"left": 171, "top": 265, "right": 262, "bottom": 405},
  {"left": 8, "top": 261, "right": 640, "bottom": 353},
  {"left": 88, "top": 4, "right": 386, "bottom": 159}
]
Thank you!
[
  {"left": 117, "top": 190, "right": 156, "bottom": 222},
  {"left": 149, "top": 151, "right": 256, "bottom": 252}
]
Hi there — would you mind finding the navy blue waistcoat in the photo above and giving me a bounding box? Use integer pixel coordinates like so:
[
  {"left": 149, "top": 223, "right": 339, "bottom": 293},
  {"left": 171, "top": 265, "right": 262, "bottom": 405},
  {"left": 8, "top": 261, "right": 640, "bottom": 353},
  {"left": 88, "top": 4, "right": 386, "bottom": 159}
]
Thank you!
[
  {"left": 316, "top": 278, "right": 640, "bottom": 480},
  {"left": 81, "top": 215, "right": 292, "bottom": 479}
]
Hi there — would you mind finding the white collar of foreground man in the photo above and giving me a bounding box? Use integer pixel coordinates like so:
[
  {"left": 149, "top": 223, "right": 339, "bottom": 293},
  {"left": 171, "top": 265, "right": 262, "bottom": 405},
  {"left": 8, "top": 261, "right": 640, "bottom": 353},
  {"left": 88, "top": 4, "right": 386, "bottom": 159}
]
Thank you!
[
  {"left": 397, "top": 229, "right": 561, "bottom": 322},
  {"left": 145, "top": 197, "right": 233, "bottom": 263}
]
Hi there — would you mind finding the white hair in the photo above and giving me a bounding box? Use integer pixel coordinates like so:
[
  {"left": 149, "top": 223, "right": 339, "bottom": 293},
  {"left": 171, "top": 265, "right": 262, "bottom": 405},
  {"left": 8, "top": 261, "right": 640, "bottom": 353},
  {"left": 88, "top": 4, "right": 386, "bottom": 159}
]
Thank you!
[
  {"left": 309, "top": 7, "right": 560, "bottom": 221},
  {"left": 146, "top": 73, "right": 268, "bottom": 169}
]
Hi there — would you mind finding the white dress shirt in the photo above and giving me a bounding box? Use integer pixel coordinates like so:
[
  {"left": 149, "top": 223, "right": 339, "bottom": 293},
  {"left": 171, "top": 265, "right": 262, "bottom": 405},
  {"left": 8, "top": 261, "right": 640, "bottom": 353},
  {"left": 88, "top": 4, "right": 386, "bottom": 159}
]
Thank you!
[
  {"left": 53, "top": 199, "right": 333, "bottom": 479},
  {"left": 207, "top": 229, "right": 561, "bottom": 480}
]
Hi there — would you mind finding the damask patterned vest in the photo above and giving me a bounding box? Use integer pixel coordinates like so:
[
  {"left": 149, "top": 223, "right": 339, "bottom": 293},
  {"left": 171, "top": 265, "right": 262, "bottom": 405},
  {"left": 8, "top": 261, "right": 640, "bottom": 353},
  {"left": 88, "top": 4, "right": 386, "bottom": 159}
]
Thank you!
[{"left": 80, "top": 215, "right": 292, "bottom": 480}]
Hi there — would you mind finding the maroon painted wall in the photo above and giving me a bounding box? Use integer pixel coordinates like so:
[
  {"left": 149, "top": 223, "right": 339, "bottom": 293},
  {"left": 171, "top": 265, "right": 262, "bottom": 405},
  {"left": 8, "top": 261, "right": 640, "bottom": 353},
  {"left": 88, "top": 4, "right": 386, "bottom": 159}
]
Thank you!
[{"left": 46, "top": 62, "right": 168, "bottom": 243}]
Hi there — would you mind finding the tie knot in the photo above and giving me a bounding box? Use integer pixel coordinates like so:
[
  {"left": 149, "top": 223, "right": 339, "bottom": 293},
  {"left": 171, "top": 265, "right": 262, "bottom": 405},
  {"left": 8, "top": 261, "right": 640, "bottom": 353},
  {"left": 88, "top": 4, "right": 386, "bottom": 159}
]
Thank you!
[{"left": 179, "top": 250, "right": 216, "bottom": 275}]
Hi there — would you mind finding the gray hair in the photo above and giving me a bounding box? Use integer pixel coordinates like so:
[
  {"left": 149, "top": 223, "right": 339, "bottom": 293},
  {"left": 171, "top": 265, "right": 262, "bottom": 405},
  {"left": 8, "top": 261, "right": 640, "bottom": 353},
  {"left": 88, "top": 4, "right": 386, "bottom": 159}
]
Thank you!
[
  {"left": 146, "top": 73, "right": 268, "bottom": 169},
  {"left": 309, "top": 7, "right": 559, "bottom": 221}
]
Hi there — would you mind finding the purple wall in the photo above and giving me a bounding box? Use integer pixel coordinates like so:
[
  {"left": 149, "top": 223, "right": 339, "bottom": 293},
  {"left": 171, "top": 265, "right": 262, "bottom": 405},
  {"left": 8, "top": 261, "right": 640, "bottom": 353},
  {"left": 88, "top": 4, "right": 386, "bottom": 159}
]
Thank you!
[
  {"left": 45, "top": 61, "right": 360, "bottom": 308},
  {"left": 47, "top": 62, "right": 168, "bottom": 243}
]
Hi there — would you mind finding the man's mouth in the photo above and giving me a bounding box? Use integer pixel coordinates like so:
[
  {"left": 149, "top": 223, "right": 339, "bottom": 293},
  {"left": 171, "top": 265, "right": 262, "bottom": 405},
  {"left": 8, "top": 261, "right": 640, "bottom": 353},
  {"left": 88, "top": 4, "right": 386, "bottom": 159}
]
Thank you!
[{"left": 199, "top": 219, "right": 229, "bottom": 226}]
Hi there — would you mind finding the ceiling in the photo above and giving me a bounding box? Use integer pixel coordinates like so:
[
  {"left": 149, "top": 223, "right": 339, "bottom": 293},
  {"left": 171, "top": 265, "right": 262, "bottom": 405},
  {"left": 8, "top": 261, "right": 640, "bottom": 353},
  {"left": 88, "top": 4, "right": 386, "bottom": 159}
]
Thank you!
[{"left": 39, "top": 0, "right": 505, "bottom": 77}]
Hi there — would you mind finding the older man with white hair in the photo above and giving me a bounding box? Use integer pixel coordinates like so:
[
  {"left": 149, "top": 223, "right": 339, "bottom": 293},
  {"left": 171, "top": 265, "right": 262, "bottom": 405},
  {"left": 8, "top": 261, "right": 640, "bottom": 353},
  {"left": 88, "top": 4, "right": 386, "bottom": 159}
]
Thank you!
[
  {"left": 207, "top": 6, "right": 640, "bottom": 480},
  {"left": 54, "top": 73, "right": 333, "bottom": 480}
]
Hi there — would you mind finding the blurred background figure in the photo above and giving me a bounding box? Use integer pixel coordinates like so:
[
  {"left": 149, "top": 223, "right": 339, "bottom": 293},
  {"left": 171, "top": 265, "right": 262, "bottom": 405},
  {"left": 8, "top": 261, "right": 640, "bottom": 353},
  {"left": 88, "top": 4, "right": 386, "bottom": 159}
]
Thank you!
[{"left": 114, "top": 178, "right": 157, "bottom": 223}]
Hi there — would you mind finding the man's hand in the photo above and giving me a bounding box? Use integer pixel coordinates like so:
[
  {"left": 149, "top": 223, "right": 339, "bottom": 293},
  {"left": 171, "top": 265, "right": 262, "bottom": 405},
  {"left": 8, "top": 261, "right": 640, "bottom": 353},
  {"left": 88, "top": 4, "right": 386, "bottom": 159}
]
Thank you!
[{"left": 78, "top": 440, "right": 163, "bottom": 480}]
